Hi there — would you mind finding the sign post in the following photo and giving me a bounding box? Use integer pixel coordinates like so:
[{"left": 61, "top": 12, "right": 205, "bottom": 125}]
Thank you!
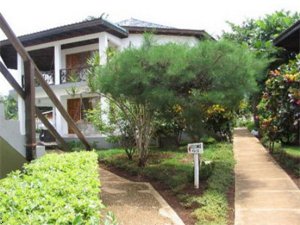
[{"left": 187, "top": 143, "right": 203, "bottom": 189}]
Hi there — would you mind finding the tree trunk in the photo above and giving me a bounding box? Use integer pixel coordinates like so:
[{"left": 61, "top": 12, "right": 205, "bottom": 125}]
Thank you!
[{"left": 134, "top": 107, "right": 153, "bottom": 167}]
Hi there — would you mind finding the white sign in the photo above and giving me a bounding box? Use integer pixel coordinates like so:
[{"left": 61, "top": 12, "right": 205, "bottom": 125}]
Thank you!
[
  {"left": 187, "top": 143, "right": 203, "bottom": 154},
  {"left": 187, "top": 142, "right": 204, "bottom": 189}
]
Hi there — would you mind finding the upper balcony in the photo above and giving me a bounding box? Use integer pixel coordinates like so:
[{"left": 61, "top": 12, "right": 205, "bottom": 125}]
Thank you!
[
  {"left": 22, "top": 66, "right": 90, "bottom": 87},
  {"left": 13, "top": 32, "right": 120, "bottom": 88},
  {"left": 25, "top": 44, "right": 99, "bottom": 87}
]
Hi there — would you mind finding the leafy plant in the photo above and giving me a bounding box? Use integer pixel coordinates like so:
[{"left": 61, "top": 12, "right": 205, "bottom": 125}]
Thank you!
[
  {"left": 0, "top": 152, "right": 105, "bottom": 224},
  {"left": 0, "top": 95, "right": 18, "bottom": 120},
  {"left": 257, "top": 55, "right": 300, "bottom": 150},
  {"left": 223, "top": 10, "right": 300, "bottom": 62}
]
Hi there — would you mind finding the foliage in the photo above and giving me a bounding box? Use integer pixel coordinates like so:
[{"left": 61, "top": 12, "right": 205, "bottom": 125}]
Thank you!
[
  {"left": 0, "top": 95, "right": 18, "bottom": 120},
  {"left": 204, "top": 104, "right": 234, "bottom": 141},
  {"left": 155, "top": 104, "right": 185, "bottom": 147},
  {"left": 89, "top": 38, "right": 267, "bottom": 166},
  {"left": 223, "top": 10, "right": 300, "bottom": 124},
  {"left": 257, "top": 55, "right": 300, "bottom": 150},
  {"left": 85, "top": 102, "right": 105, "bottom": 132},
  {"left": 192, "top": 143, "right": 235, "bottom": 225},
  {"left": 180, "top": 40, "right": 267, "bottom": 140},
  {"left": 0, "top": 152, "right": 105, "bottom": 225},
  {"left": 85, "top": 99, "right": 136, "bottom": 160},
  {"left": 97, "top": 143, "right": 234, "bottom": 224},
  {"left": 66, "top": 140, "right": 86, "bottom": 151},
  {"left": 65, "top": 72, "right": 80, "bottom": 96},
  {"left": 223, "top": 10, "right": 300, "bottom": 61}
]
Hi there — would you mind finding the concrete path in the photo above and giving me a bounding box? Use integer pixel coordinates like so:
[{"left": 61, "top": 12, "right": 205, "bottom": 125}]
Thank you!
[
  {"left": 99, "top": 167, "right": 185, "bottom": 225},
  {"left": 234, "top": 128, "right": 300, "bottom": 225}
]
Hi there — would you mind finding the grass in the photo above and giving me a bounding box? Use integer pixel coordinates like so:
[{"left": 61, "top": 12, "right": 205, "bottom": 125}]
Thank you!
[
  {"left": 97, "top": 143, "right": 235, "bottom": 225},
  {"left": 269, "top": 144, "right": 300, "bottom": 177},
  {"left": 283, "top": 145, "right": 300, "bottom": 158}
]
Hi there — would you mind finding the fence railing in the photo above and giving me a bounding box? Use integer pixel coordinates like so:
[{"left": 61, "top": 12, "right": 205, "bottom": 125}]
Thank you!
[{"left": 60, "top": 67, "right": 90, "bottom": 84}]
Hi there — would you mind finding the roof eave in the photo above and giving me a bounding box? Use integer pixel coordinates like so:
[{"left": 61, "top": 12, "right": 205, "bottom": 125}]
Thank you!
[
  {"left": 273, "top": 20, "right": 300, "bottom": 46},
  {"left": 123, "top": 26, "right": 213, "bottom": 40},
  {"left": 0, "top": 18, "right": 128, "bottom": 47}
]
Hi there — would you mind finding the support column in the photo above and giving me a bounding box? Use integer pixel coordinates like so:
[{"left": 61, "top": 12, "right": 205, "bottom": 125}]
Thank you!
[
  {"left": 54, "top": 44, "right": 61, "bottom": 85},
  {"left": 99, "top": 32, "right": 108, "bottom": 65},
  {"left": 54, "top": 44, "right": 63, "bottom": 135},
  {"left": 98, "top": 33, "right": 109, "bottom": 123},
  {"left": 24, "top": 61, "right": 36, "bottom": 161},
  {"left": 55, "top": 101, "right": 63, "bottom": 135},
  {"left": 17, "top": 54, "right": 25, "bottom": 135}
]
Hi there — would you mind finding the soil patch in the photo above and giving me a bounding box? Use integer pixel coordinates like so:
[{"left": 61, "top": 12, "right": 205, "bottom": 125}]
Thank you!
[
  {"left": 227, "top": 178, "right": 235, "bottom": 225},
  {"left": 100, "top": 164, "right": 235, "bottom": 225}
]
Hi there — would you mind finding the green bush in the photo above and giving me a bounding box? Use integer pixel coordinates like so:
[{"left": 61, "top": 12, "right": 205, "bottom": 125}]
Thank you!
[
  {"left": 246, "top": 120, "right": 256, "bottom": 132},
  {"left": 0, "top": 152, "right": 104, "bottom": 225},
  {"left": 200, "top": 136, "right": 217, "bottom": 145}
]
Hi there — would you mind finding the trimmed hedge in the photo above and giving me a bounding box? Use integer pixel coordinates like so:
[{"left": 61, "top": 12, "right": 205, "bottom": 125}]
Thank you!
[{"left": 0, "top": 152, "right": 104, "bottom": 225}]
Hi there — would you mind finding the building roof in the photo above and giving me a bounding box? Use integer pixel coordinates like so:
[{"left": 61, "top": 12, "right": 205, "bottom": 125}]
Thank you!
[
  {"left": 0, "top": 18, "right": 128, "bottom": 47},
  {"left": 119, "top": 18, "right": 212, "bottom": 40},
  {"left": 273, "top": 20, "right": 300, "bottom": 52},
  {"left": 0, "top": 17, "right": 212, "bottom": 69},
  {"left": 118, "top": 18, "right": 174, "bottom": 29},
  {"left": 0, "top": 18, "right": 128, "bottom": 69}
]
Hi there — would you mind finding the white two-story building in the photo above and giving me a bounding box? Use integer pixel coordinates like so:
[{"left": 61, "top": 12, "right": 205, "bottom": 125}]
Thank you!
[{"left": 0, "top": 17, "right": 211, "bottom": 146}]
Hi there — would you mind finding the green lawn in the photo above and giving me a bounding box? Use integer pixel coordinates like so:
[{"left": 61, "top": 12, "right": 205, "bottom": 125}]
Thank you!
[
  {"left": 283, "top": 146, "right": 300, "bottom": 158},
  {"left": 97, "top": 143, "right": 235, "bottom": 225}
]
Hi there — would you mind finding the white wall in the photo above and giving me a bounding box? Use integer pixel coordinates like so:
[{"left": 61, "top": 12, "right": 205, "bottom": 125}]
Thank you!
[
  {"left": 0, "top": 103, "right": 25, "bottom": 157},
  {"left": 121, "top": 34, "right": 199, "bottom": 49}
]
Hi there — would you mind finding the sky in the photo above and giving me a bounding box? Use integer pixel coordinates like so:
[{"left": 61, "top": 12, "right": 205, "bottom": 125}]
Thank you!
[{"left": 0, "top": 0, "right": 300, "bottom": 95}]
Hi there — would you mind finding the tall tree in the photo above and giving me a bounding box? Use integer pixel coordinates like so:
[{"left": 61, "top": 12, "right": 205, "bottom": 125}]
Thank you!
[
  {"left": 223, "top": 10, "right": 300, "bottom": 62},
  {"left": 88, "top": 39, "right": 268, "bottom": 166},
  {"left": 222, "top": 10, "right": 300, "bottom": 123}
]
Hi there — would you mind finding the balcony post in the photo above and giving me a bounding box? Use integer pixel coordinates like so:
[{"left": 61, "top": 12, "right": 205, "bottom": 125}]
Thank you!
[
  {"left": 54, "top": 44, "right": 61, "bottom": 85},
  {"left": 98, "top": 33, "right": 108, "bottom": 65},
  {"left": 17, "top": 53, "right": 25, "bottom": 135},
  {"left": 24, "top": 61, "right": 36, "bottom": 161},
  {"left": 98, "top": 33, "right": 109, "bottom": 123}
]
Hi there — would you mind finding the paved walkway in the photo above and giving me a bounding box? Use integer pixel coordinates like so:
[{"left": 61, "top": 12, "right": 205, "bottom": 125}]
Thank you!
[
  {"left": 234, "top": 128, "right": 300, "bottom": 225},
  {"left": 99, "top": 167, "right": 185, "bottom": 225}
]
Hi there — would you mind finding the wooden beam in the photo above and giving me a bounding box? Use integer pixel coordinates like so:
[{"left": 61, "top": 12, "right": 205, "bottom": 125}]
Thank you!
[
  {"left": 0, "top": 13, "right": 91, "bottom": 150},
  {"left": 35, "top": 108, "right": 69, "bottom": 151},
  {"left": 34, "top": 68, "right": 91, "bottom": 150},
  {"left": 0, "top": 60, "right": 69, "bottom": 151},
  {"left": 24, "top": 61, "right": 36, "bottom": 161},
  {"left": 0, "top": 61, "right": 25, "bottom": 99},
  {"left": 0, "top": 13, "right": 29, "bottom": 61}
]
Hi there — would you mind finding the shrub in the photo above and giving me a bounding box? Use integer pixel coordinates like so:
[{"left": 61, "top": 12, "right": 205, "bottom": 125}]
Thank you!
[
  {"left": 257, "top": 55, "right": 300, "bottom": 150},
  {"left": 0, "top": 152, "right": 104, "bottom": 225}
]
